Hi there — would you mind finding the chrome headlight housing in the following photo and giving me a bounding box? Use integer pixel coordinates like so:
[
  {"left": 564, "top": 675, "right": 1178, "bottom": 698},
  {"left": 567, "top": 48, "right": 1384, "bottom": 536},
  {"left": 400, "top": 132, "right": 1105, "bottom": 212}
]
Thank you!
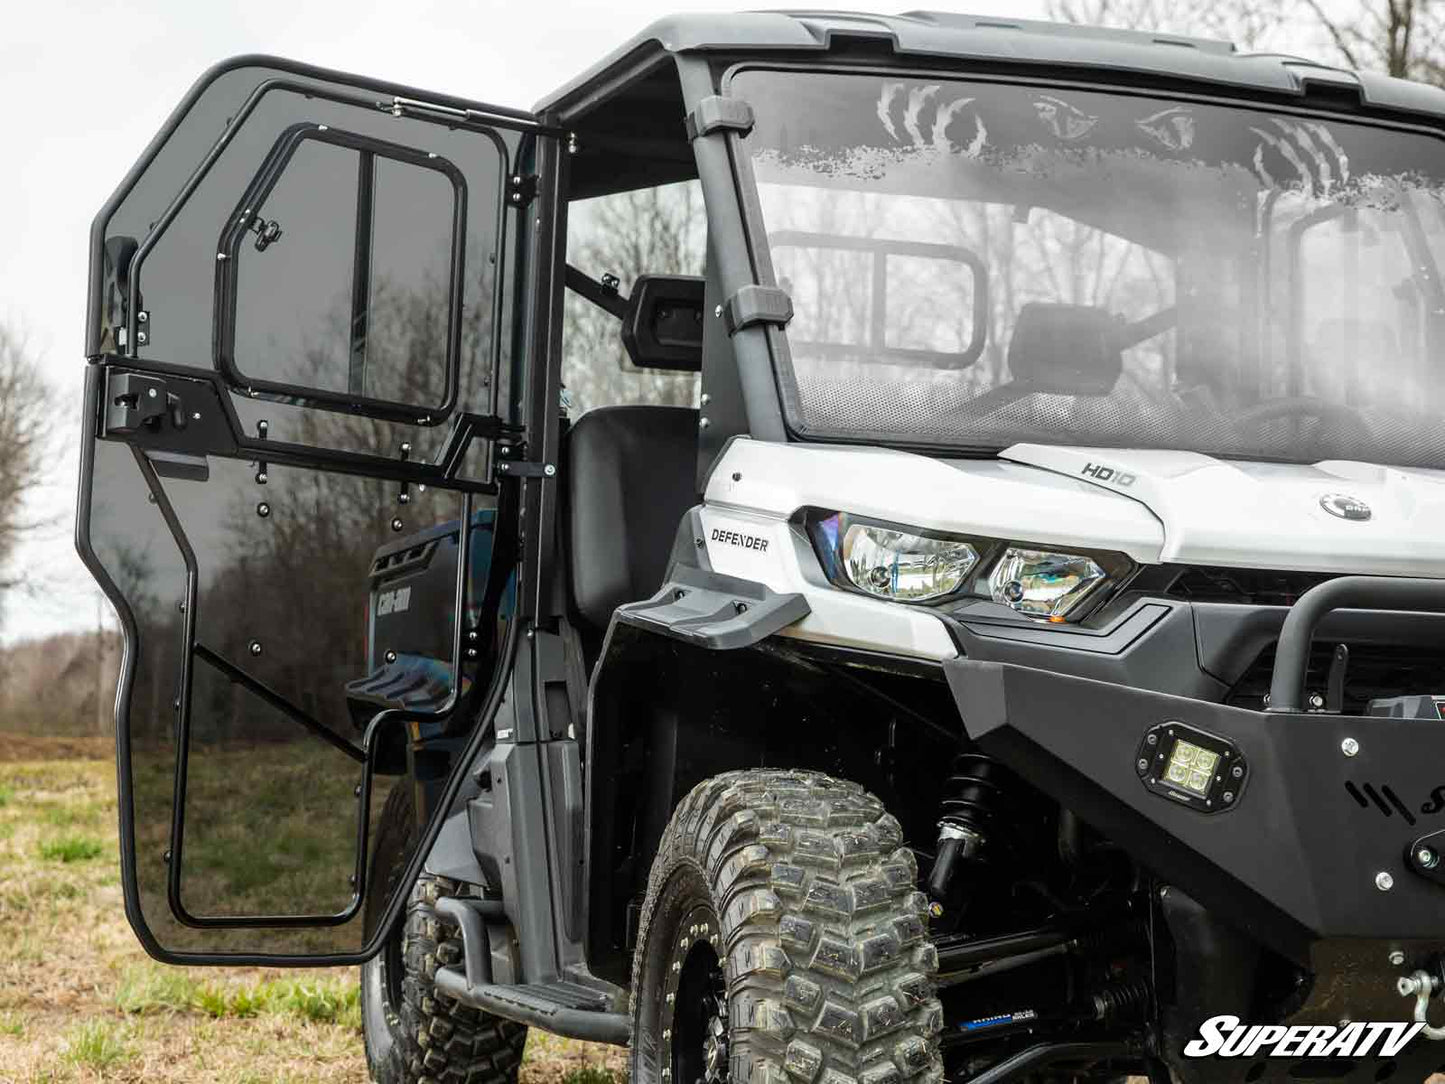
[{"left": 806, "top": 510, "right": 1130, "bottom": 622}]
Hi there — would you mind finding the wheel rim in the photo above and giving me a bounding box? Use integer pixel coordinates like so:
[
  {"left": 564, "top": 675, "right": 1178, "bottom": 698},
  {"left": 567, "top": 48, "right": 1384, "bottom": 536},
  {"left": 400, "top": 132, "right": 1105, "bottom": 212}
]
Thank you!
[{"left": 662, "top": 904, "right": 728, "bottom": 1084}]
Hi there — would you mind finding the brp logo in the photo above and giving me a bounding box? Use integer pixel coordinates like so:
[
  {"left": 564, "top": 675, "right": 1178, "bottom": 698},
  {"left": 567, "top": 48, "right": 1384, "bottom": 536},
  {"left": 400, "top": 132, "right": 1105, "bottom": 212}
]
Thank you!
[{"left": 1319, "top": 493, "right": 1371, "bottom": 521}]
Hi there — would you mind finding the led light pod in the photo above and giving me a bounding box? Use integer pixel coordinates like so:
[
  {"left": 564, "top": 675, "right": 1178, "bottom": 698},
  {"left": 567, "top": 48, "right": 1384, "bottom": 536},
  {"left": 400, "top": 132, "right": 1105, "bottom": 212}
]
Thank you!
[{"left": 988, "top": 547, "right": 1107, "bottom": 620}]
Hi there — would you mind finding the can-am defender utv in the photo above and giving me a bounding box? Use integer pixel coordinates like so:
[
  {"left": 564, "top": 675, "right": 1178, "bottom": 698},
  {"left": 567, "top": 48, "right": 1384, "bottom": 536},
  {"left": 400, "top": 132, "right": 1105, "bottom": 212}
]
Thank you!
[{"left": 75, "top": 10, "right": 1445, "bottom": 1083}]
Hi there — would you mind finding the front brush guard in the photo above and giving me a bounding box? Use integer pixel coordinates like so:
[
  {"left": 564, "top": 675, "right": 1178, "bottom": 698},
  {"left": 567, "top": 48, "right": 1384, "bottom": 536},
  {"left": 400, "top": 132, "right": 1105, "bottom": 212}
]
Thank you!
[{"left": 948, "top": 575, "right": 1445, "bottom": 966}]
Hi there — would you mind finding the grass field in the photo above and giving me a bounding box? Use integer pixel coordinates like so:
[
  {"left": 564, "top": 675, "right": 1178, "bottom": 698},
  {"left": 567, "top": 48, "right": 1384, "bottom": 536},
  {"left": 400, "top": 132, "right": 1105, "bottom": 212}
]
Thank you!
[{"left": 0, "top": 738, "right": 627, "bottom": 1084}]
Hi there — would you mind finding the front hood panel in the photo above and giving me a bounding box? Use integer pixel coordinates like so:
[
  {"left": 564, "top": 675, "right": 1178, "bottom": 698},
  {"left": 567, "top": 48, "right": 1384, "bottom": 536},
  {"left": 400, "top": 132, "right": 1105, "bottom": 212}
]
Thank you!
[{"left": 1002, "top": 443, "right": 1445, "bottom": 577}]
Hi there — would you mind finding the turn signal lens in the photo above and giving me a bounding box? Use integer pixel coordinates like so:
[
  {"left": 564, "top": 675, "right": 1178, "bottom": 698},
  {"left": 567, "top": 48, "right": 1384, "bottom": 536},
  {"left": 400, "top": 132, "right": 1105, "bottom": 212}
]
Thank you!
[
  {"left": 815, "top": 514, "right": 978, "bottom": 602},
  {"left": 988, "top": 547, "right": 1107, "bottom": 619}
]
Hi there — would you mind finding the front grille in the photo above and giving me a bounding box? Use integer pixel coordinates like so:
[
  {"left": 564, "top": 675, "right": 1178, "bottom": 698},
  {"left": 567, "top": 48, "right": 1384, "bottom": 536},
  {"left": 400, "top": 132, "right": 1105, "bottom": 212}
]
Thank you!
[
  {"left": 1165, "top": 565, "right": 1335, "bottom": 607},
  {"left": 1226, "top": 641, "right": 1445, "bottom": 714}
]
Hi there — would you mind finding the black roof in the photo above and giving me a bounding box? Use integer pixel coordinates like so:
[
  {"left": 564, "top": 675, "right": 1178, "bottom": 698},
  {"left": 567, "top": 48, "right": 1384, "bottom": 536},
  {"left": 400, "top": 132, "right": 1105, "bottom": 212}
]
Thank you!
[{"left": 535, "top": 9, "right": 1445, "bottom": 120}]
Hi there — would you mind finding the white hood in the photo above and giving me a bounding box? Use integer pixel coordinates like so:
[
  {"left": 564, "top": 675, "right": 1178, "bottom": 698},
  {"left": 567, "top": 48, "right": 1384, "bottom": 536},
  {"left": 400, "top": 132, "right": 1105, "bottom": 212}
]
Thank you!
[{"left": 1002, "top": 443, "right": 1445, "bottom": 577}]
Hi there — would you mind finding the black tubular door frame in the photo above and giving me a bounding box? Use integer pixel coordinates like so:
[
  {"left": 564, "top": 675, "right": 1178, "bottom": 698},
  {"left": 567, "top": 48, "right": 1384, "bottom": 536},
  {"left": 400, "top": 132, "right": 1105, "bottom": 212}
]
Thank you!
[
  {"left": 77, "top": 54, "right": 568, "bottom": 965},
  {"left": 212, "top": 122, "right": 471, "bottom": 421}
]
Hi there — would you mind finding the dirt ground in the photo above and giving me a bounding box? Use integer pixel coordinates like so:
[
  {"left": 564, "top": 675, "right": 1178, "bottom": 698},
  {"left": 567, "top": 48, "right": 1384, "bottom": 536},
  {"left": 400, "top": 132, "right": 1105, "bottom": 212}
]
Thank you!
[{"left": 0, "top": 738, "right": 627, "bottom": 1083}]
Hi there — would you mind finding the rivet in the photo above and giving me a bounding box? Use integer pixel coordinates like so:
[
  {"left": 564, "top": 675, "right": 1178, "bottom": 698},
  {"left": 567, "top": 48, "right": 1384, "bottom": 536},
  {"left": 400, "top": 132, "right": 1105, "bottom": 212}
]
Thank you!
[
  {"left": 256, "top": 501, "right": 270, "bottom": 517},
  {"left": 177, "top": 601, "right": 187, "bottom": 613},
  {"left": 731, "top": 472, "right": 742, "bottom": 482},
  {"left": 398, "top": 492, "right": 410, "bottom": 504},
  {"left": 191, "top": 412, "right": 201, "bottom": 421},
  {"left": 248, "top": 640, "right": 263, "bottom": 656},
  {"left": 354, "top": 784, "right": 362, "bottom": 797},
  {"left": 1342, "top": 737, "right": 1360, "bottom": 757},
  {"left": 700, "top": 393, "right": 711, "bottom": 406},
  {"left": 391, "top": 517, "right": 404, "bottom": 532},
  {"left": 1376, "top": 871, "right": 1395, "bottom": 891},
  {"left": 467, "top": 648, "right": 478, "bottom": 659},
  {"left": 163, "top": 850, "right": 172, "bottom": 864},
  {"left": 699, "top": 417, "right": 711, "bottom": 430},
  {"left": 714, "top": 305, "right": 723, "bottom": 318},
  {"left": 255, "top": 472, "right": 268, "bottom": 485},
  {"left": 385, "top": 650, "right": 397, "bottom": 664}
]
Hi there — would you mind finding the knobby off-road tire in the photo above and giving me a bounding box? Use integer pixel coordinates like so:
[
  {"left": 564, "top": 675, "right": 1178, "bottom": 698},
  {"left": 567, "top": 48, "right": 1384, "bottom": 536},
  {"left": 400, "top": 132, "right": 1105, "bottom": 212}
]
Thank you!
[
  {"left": 631, "top": 770, "right": 943, "bottom": 1084},
  {"left": 362, "top": 786, "right": 528, "bottom": 1084}
]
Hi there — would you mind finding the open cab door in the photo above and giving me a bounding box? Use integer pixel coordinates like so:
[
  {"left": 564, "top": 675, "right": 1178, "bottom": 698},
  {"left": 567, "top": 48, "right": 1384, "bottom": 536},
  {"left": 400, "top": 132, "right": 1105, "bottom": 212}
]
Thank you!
[{"left": 76, "top": 57, "right": 557, "bottom": 963}]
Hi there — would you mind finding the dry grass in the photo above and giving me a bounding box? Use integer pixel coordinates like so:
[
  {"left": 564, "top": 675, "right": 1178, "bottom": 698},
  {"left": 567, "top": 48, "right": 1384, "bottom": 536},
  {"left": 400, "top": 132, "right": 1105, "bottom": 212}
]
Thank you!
[{"left": 0, "top": 745, "right": 627, "bottom": 1084}]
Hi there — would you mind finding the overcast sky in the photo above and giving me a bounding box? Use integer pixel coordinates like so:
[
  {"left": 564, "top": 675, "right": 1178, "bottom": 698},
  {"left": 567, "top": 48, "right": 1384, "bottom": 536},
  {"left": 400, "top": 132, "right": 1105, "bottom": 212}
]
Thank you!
[{"left": 5, "top": 0, "right": 1054, "bottom": 644}]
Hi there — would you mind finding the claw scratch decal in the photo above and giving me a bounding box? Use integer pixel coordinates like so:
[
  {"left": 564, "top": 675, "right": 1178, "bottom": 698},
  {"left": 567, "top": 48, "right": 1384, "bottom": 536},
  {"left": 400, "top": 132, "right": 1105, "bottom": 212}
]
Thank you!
[
  {"left": 1250, "top": 118, "right": 1351, "bottom": 195},
  {"left": 875, "top": 81, "right": 987, "bottom": 157}
]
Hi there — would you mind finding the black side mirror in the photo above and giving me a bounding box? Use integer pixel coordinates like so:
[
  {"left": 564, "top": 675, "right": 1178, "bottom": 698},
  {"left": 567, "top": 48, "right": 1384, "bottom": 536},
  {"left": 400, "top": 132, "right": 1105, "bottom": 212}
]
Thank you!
[{"left": 621, "top": 274, "right": 704, "bottom": 372}]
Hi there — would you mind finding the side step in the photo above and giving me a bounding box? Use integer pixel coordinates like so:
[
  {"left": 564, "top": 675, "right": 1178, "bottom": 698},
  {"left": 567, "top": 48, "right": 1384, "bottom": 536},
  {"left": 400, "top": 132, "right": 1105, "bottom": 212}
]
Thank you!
[{"left": 434, "top": 898, "right": 632, "bottom": 1046}]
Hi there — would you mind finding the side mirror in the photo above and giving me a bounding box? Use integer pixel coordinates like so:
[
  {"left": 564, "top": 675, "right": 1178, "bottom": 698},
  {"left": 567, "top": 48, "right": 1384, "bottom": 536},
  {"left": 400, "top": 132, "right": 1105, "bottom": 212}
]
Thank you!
[{"left": 621, "top": 274, "right": 705, "bottom": 372}]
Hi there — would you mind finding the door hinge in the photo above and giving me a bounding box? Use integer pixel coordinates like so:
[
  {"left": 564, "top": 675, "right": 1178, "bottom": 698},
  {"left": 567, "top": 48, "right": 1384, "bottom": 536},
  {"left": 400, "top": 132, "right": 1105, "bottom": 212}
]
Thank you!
[{"left": 507, "top": 174, "right": 538, "bottom": 207}]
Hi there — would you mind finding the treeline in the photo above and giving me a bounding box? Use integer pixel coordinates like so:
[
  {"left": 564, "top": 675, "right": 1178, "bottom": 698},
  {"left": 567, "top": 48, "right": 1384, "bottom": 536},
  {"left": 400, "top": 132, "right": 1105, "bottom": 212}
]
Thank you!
[{"left": 0, "top": 630, "right": 121, "bottom": 735}]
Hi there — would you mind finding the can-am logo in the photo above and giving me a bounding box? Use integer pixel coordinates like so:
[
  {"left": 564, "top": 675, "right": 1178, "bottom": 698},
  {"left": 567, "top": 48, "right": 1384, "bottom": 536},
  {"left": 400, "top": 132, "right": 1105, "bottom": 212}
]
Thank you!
[
  {"left": 1185, "top": 1015, "right": 1423, "bottom": 1058},
  {"left": 1320, "top": 493, "right": 1371, "bottom": 521}
]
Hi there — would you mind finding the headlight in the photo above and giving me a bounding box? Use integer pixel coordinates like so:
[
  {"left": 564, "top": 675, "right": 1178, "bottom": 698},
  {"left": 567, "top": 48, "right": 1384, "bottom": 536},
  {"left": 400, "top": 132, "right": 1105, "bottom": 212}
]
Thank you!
[
  {"left": 811, "top": 513, "right": 978, "bottom": 602},
  {"left": 988, "top": 547, "right": 1107, "bottom": 621},
  {"left": 805, "top": 510, "right": 1127, "bottom": 622}
]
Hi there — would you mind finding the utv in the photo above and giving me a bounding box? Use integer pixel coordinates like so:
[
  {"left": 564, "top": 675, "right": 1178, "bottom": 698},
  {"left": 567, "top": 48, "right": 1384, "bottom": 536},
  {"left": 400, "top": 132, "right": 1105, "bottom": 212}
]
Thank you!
[{"left": 75, "top": 10, "right": 1445, "bottom": 1084}]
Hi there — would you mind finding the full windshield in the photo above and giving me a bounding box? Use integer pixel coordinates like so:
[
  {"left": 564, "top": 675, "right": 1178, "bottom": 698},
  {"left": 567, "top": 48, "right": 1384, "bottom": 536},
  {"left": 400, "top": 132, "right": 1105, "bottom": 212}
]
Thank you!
[{"left": 734, "top": 68, "right": 1445, "bottom": 467}]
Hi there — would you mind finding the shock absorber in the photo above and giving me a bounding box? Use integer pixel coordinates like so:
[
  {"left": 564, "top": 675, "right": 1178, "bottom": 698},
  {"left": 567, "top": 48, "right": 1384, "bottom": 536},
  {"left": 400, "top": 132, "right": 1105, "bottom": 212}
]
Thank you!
[{"left": 928, "top": 753, "right": 1017, "bottom": 909}]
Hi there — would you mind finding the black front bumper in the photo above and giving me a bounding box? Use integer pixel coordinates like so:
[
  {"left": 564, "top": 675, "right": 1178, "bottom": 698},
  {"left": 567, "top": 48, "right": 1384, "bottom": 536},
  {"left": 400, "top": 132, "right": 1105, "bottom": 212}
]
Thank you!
[{"left": 945, "top": 576, "right": 1445, "bottom": 967}]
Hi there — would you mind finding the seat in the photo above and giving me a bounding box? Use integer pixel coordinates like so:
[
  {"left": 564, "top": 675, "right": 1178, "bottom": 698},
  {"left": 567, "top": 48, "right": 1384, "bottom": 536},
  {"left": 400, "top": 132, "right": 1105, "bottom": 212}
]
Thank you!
[{"left": 566, "top": 405, "right": 699, "bottom": 630}]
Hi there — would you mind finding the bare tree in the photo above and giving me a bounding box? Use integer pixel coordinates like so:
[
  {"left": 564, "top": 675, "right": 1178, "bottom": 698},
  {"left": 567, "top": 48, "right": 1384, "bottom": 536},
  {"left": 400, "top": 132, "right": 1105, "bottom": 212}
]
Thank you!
[
  {"left": 562, "top": 182, "right": 706, "bottom": 415},
  {"left": 0, "top": 326, "right": 51, "bottom": 606},
  {"left": 1049, "top": 0, "right": 1445, "bottom": 82}
]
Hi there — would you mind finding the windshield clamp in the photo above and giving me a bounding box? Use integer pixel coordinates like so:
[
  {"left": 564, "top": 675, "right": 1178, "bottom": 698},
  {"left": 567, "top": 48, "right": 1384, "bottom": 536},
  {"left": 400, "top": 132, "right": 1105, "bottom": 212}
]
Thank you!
[
  {"left": 685, "top": 96, "right": 754, "bottom": 141},
  {"left": 722, "top": 285, "right": 793, "bottom": 336}
]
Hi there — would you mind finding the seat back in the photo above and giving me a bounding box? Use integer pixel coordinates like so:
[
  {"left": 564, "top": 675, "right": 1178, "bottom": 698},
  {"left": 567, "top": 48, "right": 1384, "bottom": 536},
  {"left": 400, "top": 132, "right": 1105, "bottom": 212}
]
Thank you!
[{"left": 566, "top": 405, "right": 699, "bottom": 629}]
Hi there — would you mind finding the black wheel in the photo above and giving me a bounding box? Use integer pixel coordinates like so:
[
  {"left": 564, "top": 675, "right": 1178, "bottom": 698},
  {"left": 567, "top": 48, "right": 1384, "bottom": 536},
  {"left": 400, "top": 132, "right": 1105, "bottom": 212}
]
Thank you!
[
  {"left": 362, "top": 785, "right": 528, "bottom": 1084},
  {"left": 631, "top": 770, "right": 942, "bottom": 1084}
]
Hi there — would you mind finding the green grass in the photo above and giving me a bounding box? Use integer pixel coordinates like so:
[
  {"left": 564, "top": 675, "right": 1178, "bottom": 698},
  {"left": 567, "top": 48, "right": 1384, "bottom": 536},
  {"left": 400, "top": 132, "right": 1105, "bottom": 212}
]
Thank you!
[
  {"left": 115, "top": 966, "right": 359, "bottom": 1027},
  {"left": 37, "top": 834, "right": 103, "bottom": 863},
  {"left": 0, "top": 1010, "right": 25, "bottom": 1037},
  {"left": 0, "top": 784, "right": 13, "bottom": 808},
  {"left": 61, "top": 1019, "right": 130, "bottom": 1070},
  {"left": 563, "top": 1068, "right": 621, "bottom": 1084}
]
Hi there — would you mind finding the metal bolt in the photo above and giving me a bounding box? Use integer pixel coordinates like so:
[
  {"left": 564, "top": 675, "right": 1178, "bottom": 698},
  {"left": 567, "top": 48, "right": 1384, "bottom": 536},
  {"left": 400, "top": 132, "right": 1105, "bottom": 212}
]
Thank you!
[
  {"left": 1222, "top": 791, "right": 1235, "bottom": 803},
  {"left": 137, "top": 311, "right": 148, "bottom": 324},
  {"left": 699, "top": 417, "right": 711, "bottom": 430},
  {"left": 1391, "top": 950, "right": 1407, "bottom": 966},
  {"left": 544, "top": 464, "right": 557, "bottom": 477},
  {"left": 255, "top": 471, "right": 267, "bottom": 485},
  {"left": 1231, "top": 765, "right": 1244, "bottom": 779},
  {"left": 467, "top": 648, "right": 478, "bottom": 659},
  {"left": 398, "top": 492, "right": 410, "bottom": 504},
  {"left": 714, "top": 305, "right": 723, "bottom": 318},
  {"left": 700, "top": 393, "right": 711, "bottom": 406},
  {"left": 468, "top": 630, "right": 478, "bottom": 642},
  {"left": 1418, "top": 847, "right": 1439, "bottom": 870},
  {"left": 695, "top": 537, "right": 704, "bottom": 548},
  {"left": 1341, "top": 737, "right": 1360, "bottom": 757},
  {"left": 391, "top": 517, "right": 404, "bottom": 532},
  {"left": 928, "top": 901, "right": 944, "bottom": 918},
  {"left": 385, "top": 650, "right": 397, "bottom": 664},
  {"left": 248, "top": 640, "right": 263, "bottom": 656},
  {"left": 732, "top": 472, "right": 742, "bottom": 482},
  {"left": 256, "top": 501, "right": 270, "bottom": 517},
  {"left": 400, "top": 442, "right": 411, "bottom": 455},
  {"left": 136, "top": 330, "right": 148, "bottom": 346},
  {"left": 1146, "top": 733, "right": 1158, "bottom": 746},
  {"left": 354, "top": 784, "right": 363, "bottom": 797},
  {"left": 178, "top": 601, "right": 187, "bottom": 613},
  {"left": 147, "top": 387, "right": 158, "bottom": 399},
  {"left": 1137, "top": 758, "right": 1150, "bottom": 772},
  {"left": 1377, "top": 871, "right": 1395, "bottom": 891},
  {"left": 192, "top": 412, "right": 201, "bottom": 421},
  {"left": 163, "top": 850, "right": 172, "bottom": 864},
  {"left": 1308, "top": 692, "right": 1325, "bottom": 709}
]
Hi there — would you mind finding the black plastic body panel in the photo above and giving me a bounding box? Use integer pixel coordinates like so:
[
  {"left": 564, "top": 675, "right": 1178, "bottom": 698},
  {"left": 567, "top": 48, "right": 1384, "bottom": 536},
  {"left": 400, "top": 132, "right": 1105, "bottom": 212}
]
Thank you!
[{"left": 949, "top": 658, "right": 1445, "bottom": 963}]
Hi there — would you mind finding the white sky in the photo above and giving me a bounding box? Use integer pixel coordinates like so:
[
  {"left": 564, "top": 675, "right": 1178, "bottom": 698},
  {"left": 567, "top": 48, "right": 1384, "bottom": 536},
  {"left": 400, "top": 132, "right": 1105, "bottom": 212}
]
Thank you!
[{"left": 2, "top": 0, "right": 1045, "bottom": 643}]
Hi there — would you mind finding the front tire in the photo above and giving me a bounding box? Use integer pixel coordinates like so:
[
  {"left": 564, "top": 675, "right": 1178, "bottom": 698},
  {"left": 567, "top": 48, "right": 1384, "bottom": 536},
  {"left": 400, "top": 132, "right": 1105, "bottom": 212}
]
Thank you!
[
  {"left": 362, "top": 786, "right": 528, "bottom": 1084},
  {"left": 631, "top": 770, "right": 942, "bottom": 1084}
]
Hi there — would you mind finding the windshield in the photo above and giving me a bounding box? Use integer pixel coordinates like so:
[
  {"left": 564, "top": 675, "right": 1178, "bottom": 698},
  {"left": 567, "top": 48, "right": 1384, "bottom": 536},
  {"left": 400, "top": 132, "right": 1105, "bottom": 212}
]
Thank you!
[{"left": 734, "top": 68, "right": 1445, "bottom": 468}]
